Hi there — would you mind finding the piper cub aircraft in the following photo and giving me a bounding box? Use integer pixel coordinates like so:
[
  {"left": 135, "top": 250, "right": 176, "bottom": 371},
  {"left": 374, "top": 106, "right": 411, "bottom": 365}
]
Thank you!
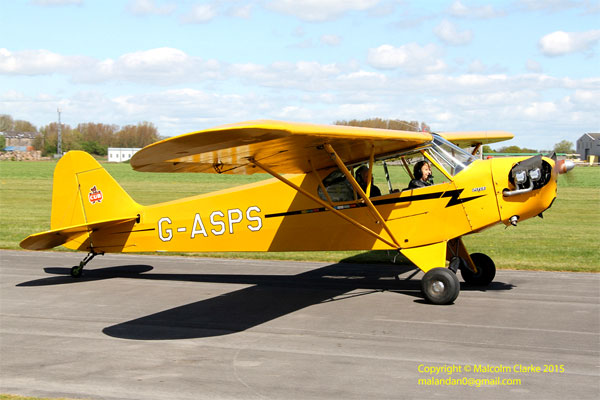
[{"left": 20, "top": 120, "right": 574, "bottom": 304}]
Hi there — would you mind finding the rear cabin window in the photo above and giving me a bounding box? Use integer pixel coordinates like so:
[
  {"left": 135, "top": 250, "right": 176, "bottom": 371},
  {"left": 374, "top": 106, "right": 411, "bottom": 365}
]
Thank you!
[{"left": 317, "top": 169, "right": 354, "bottom": 202}]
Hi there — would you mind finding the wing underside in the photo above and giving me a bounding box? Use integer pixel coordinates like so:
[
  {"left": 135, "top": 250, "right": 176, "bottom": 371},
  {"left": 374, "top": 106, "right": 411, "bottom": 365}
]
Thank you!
[{"left": 131, "top": 120, "right": 433, "bottom": 175}]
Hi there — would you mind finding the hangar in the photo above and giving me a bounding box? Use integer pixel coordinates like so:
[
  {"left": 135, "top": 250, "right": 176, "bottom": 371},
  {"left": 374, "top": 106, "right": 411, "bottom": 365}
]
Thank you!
[{"left": 577, "top": 133, "right": 600, "bottom": 162}]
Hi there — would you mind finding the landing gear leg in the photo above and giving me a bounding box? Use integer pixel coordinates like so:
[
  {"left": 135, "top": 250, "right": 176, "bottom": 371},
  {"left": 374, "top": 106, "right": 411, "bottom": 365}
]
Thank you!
[
  {"left": 70, "top": 251, "right": 103, "bottom": 278},
  {"left": 448, "top": 238, "right": 496, "bottom": 286}
]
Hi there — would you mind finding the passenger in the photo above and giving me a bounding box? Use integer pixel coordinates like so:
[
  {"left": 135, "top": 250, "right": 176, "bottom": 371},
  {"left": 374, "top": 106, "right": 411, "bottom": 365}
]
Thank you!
[
  {"left": 408, "top": 161, "right": 433, "bottom": 189},
  {"left": 356, "top": 165, "right": 382, "bottom": 197}
]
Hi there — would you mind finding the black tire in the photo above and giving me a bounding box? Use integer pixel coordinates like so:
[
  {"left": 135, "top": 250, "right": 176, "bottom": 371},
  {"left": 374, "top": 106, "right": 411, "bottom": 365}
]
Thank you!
[
  {"left": 70, "top": 265, "right": 83, "bottom": 278},
  {"left": 461, "top": 253, "right": 495, "bottom": 286},
  {"left": 421, "top": 268, "right": 460, "bottom": 305}
]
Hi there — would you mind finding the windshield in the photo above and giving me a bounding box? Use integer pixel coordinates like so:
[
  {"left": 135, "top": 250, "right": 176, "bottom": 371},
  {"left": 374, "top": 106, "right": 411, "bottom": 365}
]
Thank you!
[{"left": 426, "top": 134, "right": 476, "bottom": 176}]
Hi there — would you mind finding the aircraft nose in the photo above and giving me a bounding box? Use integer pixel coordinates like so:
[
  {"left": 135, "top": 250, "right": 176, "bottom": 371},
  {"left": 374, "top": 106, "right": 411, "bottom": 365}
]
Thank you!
[{"left": 557, "top": 159, "right": 575, "bottom": 174}]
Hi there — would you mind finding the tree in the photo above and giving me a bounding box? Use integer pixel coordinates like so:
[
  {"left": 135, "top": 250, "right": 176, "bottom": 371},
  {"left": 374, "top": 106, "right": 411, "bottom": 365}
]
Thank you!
[
  {"left": 0, "top": 115, "right": 37, "bottom": 132},
  {"left": 497, "top": 145, "right": 538, "bottom": 153},
  {"left": 13, "top": 120, "right": 37, "bottom": 132},
  {"left": 0, "top": 133, "right": 5, "bottom": 150},
  {"left": 115, "top": 122, "right": 159, "bottom": 148},
  {"left": 36, "top": 122, "right": 77, "bottom": 156},
  {"left": 335, "top": 118, "right": 427, "bottom": 132},
  {"left": 553, "top": 140, "right": 574, "bottom": 153},
  {"left": 77, "top": 122, "right": 119, "bottom": 147},
  {"left": 81, "top": 140, "right": 107, "bottom": 156},
  {"left": 3, "top": 113, "right": 161, "bottom": 155},
  {"left": 0, "top": 114, "right": 14, "bottom": 131}
]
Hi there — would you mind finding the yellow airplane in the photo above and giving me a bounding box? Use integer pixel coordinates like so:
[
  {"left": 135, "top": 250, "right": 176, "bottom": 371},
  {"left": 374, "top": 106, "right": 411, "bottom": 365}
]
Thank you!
[{"left": 20, "top": 120, "right": 574, "bottom": 304}]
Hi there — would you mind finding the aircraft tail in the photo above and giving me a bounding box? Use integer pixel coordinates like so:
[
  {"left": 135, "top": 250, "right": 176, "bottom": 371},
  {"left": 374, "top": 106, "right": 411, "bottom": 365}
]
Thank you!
[{"left": 20, "top": 151, "right": 140, "bottom": 251}]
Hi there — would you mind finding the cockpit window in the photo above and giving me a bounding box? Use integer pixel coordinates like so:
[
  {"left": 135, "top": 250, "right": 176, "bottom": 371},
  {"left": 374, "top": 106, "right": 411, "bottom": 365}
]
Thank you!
[
  {"left": 428, "top": 135, "right": 476, "bottom": 176},
  {"left": 316, "top": 136, "right": 475, "bottom": 200},
  {"left": 375, "top": 137, "right": 474, "bottom": 192}
]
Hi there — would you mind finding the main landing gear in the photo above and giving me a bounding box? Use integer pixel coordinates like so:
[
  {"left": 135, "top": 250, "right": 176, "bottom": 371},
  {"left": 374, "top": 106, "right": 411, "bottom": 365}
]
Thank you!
[
  {"left": 460, "top": 253, "right": 496, "bottom": 286},
  {"left": 421, "top": 268, "right": 460, "bottom": 305},
  {"left": 420, "top": 246, "right": 496, "bottom": 305},
  {"left": 70, "top": 251, "right": 103, "bottom": 278}
]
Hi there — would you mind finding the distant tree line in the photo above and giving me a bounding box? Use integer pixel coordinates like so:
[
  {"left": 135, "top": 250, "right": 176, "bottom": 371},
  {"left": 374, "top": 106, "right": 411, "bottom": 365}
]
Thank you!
[
  {"left": 0, "top": 114, "right": 160, "bottom": 156},
  {"left": 483, "top": 140, "right": 575, "bottom": 154},
  {"left": 1, "top": 114, "right": 575, "bottom": 156},
  {"left": 335, "top": 118, "right": 430, "bottom": 132}
]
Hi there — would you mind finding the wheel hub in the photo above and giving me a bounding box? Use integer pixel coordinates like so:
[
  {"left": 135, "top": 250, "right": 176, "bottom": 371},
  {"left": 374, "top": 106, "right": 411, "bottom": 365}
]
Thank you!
[{"left": 432, "top": 280, "right": 445, "bottom": 293}]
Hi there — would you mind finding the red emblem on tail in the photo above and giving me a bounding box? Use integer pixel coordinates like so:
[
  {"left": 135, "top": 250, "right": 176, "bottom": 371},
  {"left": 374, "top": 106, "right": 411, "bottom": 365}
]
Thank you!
[{"left": 89, "top": 186, "right": 103, "bottom": 204}]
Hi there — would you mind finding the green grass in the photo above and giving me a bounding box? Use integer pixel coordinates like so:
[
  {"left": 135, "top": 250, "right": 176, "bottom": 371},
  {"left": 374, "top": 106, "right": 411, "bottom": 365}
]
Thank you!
[{"left": 0, "top": 160, "right": 598, "bottom": 272}]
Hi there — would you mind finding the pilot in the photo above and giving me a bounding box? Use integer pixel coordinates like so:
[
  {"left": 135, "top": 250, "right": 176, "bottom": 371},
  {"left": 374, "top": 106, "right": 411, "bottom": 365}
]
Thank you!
[
  {"left": 356, "top": 165, "right": 381, "bottom": 197},
  {"left": 408, "top": 161, "right": 433, "bottom": 189}
]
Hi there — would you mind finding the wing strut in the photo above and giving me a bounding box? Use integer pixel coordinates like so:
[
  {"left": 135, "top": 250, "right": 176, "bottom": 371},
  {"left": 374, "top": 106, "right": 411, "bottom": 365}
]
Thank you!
[
  {"left": 323, "top": 144, "right": 401, "bottom": 248},
  {"left": 249, "top": 158, "right": 399, "bottom": 250}
]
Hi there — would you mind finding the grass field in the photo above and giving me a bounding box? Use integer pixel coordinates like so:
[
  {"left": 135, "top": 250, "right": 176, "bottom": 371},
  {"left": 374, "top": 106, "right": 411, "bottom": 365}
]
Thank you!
[{"left": 0, "top": 159, "right": 598, "bottom": 272}]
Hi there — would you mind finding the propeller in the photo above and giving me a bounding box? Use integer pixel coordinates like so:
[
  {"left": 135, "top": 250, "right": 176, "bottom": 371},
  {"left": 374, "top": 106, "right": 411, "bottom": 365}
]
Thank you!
[{"left": 551, "top": 152, "right": 575, "bottom": 183}]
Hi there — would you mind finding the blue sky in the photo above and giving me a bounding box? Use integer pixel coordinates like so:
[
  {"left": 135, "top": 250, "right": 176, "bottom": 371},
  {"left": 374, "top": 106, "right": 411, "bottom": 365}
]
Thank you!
[{"left": 1, "top": 0, "right": 599, "bottom": 150}]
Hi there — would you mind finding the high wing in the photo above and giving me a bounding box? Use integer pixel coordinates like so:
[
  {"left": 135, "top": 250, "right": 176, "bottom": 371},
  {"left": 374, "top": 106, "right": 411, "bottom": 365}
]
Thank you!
[
  {"left": 437, "top": 130, "right": 514, "bottom": 148},
  {"left": 131, "top": 120, "right": 432, "bottom": 174}
]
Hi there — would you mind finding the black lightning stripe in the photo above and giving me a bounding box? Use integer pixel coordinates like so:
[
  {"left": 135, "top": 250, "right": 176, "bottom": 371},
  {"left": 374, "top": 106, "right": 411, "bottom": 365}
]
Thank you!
[{"left": 265, "top": 189, "right": 485, "bottom": 219}]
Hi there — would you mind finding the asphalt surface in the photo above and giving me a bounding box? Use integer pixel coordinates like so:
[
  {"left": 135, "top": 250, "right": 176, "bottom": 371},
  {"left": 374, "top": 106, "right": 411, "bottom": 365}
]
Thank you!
[{"left": 1, "top": 249, "right": 598, "bottom": 400}]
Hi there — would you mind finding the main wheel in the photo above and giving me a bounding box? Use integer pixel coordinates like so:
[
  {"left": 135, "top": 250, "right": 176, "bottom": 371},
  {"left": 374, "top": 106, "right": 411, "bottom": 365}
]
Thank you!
[
  {"left": 460, "top": 253, "right": 495, "bottom": 286},
  {"left": 421, "top": 268, "right": 460, "bottom": 305}
]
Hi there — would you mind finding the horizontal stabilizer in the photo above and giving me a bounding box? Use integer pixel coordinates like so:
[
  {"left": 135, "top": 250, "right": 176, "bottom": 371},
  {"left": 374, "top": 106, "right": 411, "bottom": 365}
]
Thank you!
[{"left": 20, "top": 216, "right": 138, "bottom": 251}]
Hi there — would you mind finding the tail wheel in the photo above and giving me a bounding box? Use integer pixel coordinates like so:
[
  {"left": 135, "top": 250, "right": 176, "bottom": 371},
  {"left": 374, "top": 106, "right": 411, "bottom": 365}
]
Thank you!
[
  {"left": 70, "top": 263, "right": 83, "bottom": 278},
  {"left": 461, "top": 253, "right": 496, "bottom": 286},
  {"left": 421, "top": 268, "right": 460, "bottom": 305}
]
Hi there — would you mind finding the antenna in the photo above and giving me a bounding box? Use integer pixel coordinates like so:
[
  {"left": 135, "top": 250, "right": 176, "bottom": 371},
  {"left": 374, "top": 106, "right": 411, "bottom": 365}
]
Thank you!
[{"left": 57, "top": 108, "right": 62, "bottom": 156}]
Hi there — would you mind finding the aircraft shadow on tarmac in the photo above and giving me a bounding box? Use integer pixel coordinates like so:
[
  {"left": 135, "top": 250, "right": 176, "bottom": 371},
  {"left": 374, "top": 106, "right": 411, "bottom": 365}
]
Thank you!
[{"left": 17, "top": 262, "right": 514, "bottom": 340}]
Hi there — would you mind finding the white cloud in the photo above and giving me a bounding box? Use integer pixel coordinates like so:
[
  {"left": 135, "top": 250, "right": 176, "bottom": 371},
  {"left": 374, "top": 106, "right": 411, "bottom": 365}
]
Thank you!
[
  {"left": 2, "top": 46, "right": 598, "bottom": 150},
  {"left": 0, "top": 48, "right": 95, "bottom": 75},
  {"left": 0, "top": 47, "right": 223, "bottom": 85},
  {"left": 367, "top": 43, "right": 446, "bottom": 73},
  {"left": 521, "top": 101, "right": 558, "bottom": 118},
  {"left": 267, "top": 0, "right": 380, "bottom": 21},
  {"left": 526, "top": 59, "right": 542, "bottom": 72},
  {"left": 434, "top": 20, "right": 473, "bottom": 46},
  {"left": 321, "top": 34, "right": 341, "bottom": 46},
  {"left": 448, "top": 0, "right": 504, "bottom": 18},
  {"left": 467, "top": 60, "right": 486, "bottom": 73},
  {"left": 539, "top": 30, "right": 600, "bottom": 56},
  {"left": 31, "top": 0, "right": 82, "bottom": 5},
  {"left": 230, "top": 4, "right": 252, "bottom": 18},
  {"left": 182, "top": 3, "right": 217, "bottom": 23},
  {"left": 517, "top": 0, "right": 582, "bottom": 12},
  {"left": 127, "top": 0, "right": 176, "bottom": 16}
]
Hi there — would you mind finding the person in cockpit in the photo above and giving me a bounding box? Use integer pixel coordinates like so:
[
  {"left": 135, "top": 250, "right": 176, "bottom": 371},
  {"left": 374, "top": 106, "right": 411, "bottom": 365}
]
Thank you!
[
  {"left": 408, "top": 161, "right": 433, "bottom": 189},
  {"left": 356, "top": 165, "right": 381, "bottom": 197}
]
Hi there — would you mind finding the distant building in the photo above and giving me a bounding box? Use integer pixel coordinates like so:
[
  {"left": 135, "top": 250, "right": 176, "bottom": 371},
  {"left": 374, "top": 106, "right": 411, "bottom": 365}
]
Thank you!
[
  {"left": 577, "top": 133, "right": 600, "bottom": 161},
  {"left": 107, "top": 147, "right": 141, "bottom": 162},
  {"left": 1, "top": 131, "right": 38, "bottom": 151}
]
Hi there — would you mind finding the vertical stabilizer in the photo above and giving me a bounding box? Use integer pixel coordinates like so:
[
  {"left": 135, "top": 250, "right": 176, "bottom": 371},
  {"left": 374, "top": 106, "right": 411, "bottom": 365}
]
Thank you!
[{"left": 50, "top": 151, "right": 140, "bottom": 230}]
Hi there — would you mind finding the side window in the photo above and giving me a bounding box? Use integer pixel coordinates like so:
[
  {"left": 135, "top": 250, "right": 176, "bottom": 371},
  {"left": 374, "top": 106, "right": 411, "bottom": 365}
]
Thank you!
[
  {"left": 380, "top": 153, "right": 448, "bottom": 192},
  {"left": 317, "top": 169, "right": 354, "bottom": 202}
]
